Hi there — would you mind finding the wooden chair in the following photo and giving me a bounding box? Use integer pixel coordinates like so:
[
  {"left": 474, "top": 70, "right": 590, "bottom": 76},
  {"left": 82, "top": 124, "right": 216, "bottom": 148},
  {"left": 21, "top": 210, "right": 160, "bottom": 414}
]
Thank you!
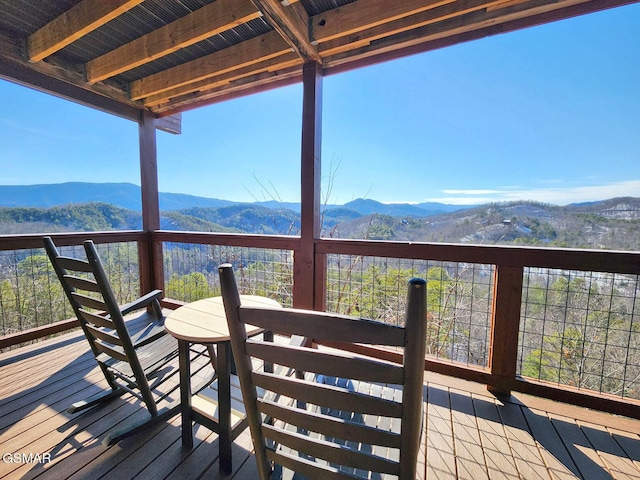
[
  {"left": 219, "top": 263, "right": 427, "bottom": 479},
  {"left": 44, "top": 236, "right": 180, "bottom": 445}
]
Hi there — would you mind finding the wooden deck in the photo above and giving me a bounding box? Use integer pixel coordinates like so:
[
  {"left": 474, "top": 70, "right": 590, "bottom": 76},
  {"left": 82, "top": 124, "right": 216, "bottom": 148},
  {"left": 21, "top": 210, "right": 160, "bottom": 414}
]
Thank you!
[{"left": 2, "top": 328, "right": 640, "bottom": 480}]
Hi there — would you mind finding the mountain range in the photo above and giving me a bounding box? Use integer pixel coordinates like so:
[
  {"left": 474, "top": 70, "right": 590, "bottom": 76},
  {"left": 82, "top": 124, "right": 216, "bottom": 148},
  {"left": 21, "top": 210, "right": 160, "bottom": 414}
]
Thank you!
[
  {"left": 0, "top": 182, "right": 465, "bottom": 217},
  {"left": 1, "top": 183, "right": 639, "bottom": 250}
]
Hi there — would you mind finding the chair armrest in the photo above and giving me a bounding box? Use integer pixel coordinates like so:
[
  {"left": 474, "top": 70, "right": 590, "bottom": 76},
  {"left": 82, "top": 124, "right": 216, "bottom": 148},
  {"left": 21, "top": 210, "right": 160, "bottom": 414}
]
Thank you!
[
  {"left": 130, "top": 320, "right": 167, "bottom": 348},
  {"left": 120, "top": 290, "right": 163, "bottom": 316}
]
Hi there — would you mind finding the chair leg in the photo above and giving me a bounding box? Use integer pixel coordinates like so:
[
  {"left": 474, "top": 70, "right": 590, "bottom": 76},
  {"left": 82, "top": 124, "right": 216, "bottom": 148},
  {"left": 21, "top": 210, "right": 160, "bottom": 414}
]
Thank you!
[
  {"left": 67, "top": 387, "right": 125, "bottom": 414},
  {"left": 102, "top": 402, "right": 180, "bottom": 446},
  {"left": 207, "top": 344, "right": 217, "bottom": 371}
]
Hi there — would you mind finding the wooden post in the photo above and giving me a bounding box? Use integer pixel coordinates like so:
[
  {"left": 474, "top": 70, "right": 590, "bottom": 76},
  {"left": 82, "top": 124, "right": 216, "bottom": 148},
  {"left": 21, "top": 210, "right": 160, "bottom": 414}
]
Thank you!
[
  {"left": 294, "top": 62, "right": 322, "bottom": 310},
  {"left": 138, "top": 110, "right": 164, "bottom": 294},
  {"left": 488, "top": 265, "right": 524, "bottom": 395}
]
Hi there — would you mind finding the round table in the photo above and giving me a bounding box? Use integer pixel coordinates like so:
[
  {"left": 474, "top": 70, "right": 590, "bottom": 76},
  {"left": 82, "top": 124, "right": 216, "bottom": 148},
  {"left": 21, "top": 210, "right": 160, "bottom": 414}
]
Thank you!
[
  {"left": 165, "top": 295, "right": 281, "bottom": 473},
  {"left": 165, "top": 295, "right": 279, "bottom": 343}
]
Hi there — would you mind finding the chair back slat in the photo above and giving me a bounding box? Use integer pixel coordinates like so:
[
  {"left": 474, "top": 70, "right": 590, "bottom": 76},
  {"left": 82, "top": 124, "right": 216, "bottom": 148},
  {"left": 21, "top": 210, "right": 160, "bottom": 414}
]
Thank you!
[
  {"left": 266, "top": 449, "right": 360, "bottom": 480},
  {"left": 246, "top": 341, "right": 404, "bottom": 385},
  {"left": 240, "top": 307, "right": 405, "bottom": 346},
  {"left": 257, "top": 398, "right": 401, "bottom": 448},
  {"left": 78, "top": 309, "right": 116, "bottom": 330},
  {"left": 72, "top": 292, "right": 108, "bottom": 311},
  {"left": 93, "top": 340, "right": 129, "bottom": 363},
  {"left": 218, "top": 263, "right": 427, "bottom": 480},
  {"left": 56, "top": 255, "right": 93, "bottom": 272},
  {"left": 64, "top": 274, "right": 101, "bottom": 292},
  {"left": 263, "top": 424, "right": 400, "bottom": 475},
  {"left": 252, "top": 371, "right": 402, "bottom": 417},
  {"left": 86, "top": 324, "right": 123, "bottom": 347}
]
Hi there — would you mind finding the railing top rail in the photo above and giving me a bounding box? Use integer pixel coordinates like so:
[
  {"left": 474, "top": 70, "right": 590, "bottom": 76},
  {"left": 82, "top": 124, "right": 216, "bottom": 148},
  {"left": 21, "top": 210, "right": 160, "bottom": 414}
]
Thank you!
[
  {"left": 0, "top": 231, "right": 148, "bottom": 251},
  {"left": 153, "top": 230, "right": 300, "bottom": 250},
  {"left": 2, "top": 232, "right": 639, "bottom": 275},
  {"left": 316, "top": 238, "right": 640, "bottom": 274}
]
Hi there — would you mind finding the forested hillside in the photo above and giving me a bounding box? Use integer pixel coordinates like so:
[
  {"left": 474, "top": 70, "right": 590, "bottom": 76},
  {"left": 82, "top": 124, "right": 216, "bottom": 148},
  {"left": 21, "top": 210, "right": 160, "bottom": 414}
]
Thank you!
[
  {"left": 331, "top": 198, "right": 640, "bottom": 250},
  {"left": 1, "top": 197, "right": 640, "bottom": 250}
]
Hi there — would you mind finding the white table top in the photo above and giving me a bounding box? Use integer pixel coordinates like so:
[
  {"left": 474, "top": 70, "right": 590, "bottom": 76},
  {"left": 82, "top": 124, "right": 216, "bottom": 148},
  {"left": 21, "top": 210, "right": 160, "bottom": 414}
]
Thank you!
[{"left": 164, "top": 295, "right": 281, "bottom": 343}]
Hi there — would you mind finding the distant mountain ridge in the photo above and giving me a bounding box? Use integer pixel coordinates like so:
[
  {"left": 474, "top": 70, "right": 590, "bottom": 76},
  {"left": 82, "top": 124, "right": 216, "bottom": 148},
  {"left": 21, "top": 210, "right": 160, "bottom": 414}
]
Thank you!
[
  {"left": 0, "top": 182, "right": 234, "bottom": 211},
  {"left": 1, "top": 187, "right": 639, "bottom": 250},
  {"left": 331, "top": 197, "right": 640, "bottom": 250},
  {"left": 0, "top": 182, "right": 467, "bottom": 217}
]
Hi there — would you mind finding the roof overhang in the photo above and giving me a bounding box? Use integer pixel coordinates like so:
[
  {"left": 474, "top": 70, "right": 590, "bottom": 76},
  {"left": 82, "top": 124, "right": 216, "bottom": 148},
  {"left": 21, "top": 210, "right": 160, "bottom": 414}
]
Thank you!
[{"left": 0, "top": 0, "right": 637, "bottom": 121}]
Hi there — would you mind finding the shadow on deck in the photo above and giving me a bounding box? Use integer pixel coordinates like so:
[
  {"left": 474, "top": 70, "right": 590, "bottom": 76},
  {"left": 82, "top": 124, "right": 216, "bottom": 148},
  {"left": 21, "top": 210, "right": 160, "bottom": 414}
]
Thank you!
[{"left": 2, "top": 328, "right": 640, "bottom": 479}]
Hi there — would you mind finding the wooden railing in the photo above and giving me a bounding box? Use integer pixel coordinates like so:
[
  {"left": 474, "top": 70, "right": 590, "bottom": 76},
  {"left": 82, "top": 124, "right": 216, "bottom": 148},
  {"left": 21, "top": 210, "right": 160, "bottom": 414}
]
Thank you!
[
  {"left": 1, "top": 230, "right": 639, "bottom": 420},
  {"left": 0, "top": 231, "right": 147, "bottom": 348},
  {"left": 315, "top": 239, "right": 640, "bottom": 419}
]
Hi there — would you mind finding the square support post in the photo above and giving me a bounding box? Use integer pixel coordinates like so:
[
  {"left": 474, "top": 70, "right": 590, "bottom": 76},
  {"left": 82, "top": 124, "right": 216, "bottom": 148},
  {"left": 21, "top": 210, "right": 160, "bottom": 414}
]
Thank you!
[
  {"left": 294, "top": 62, "right": 323, "bottom": 310},
  {"left": 138, "top": 110, "right": 164, "bottom": 294},
  {"left": 488, "top": 265, "right": 524, "bottom": 395}
]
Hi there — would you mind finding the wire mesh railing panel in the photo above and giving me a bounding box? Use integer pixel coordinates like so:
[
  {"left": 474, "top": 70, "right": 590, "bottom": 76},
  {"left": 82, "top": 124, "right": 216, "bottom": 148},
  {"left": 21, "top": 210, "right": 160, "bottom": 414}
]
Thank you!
[
  {"left": 0, "top": 242, "right": 140, "bottom": 341},
  {"left": 325, "top": 254, "right": 494, "bottom": 367},
  {"left": 162, "top": 242, "right": 293, "bottom": 307},
  {"left": 519, "top": 268, "right": 640, "bottom": 400}
]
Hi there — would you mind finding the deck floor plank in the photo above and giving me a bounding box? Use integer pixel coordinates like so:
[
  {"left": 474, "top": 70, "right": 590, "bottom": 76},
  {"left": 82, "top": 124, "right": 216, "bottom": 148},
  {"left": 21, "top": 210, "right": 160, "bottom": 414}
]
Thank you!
[
  {"left": 425, "top": 384, "right": 457, "bottom": 479},
  {"left": 550, "top": 411, "right": 618, "bottom": 480},
  {"left": 3, "top": 331, "right": 640, "bottom": 479},
  {"left": 496, "top": 399, "right": 553, "bottom": 480},
  {"left": 579, "top": 421, "right": 640, "bottom": 480},
  {"left": 609, "top": 428, "right": 640, "bottom": 473},
  {"left": 471, "top": 393, "right": 520, "bottom": 479},
  {"left": 450, "top": 387, "right": 490, "bottom": 480}
]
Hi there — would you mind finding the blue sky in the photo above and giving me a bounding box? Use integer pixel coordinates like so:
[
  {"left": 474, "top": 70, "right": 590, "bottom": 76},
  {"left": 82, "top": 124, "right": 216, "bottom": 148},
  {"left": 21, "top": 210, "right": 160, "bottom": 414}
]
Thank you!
[{"left": 1, "top": 4, "right": 639, "bottom": 206}]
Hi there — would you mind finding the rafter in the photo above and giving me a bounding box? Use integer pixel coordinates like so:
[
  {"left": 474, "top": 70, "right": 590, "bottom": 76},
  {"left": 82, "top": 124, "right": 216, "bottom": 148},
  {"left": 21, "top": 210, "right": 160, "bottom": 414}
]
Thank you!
[
  {"left": 310, "top": 0, "right": 455, "bottom": 44},
  {"left": 142, "top": 52, "right": 302, "bottom": 107},
  {"left": 153, "top": 64, "right": 303, "bottom": 115},
  {"left": 317, "top": 0, "right": 511, "bottom": 57},
  {"left": 149, "top": 55, "right": 303, "bottom": 113},
  {"left": 27, "top": 0, "right": 143, "bottom": 62},
  {"left": 322, "top": 0, "right": 595, "bottom": 69},
  {"left": 251, "top": 0, "right": 320, "bottom": 62},
  {"left": 86, "top": 0, "right": 262, "bottom": 84},
  {"left": 129, "top": 31, "right": 292, "bottom": 101}
]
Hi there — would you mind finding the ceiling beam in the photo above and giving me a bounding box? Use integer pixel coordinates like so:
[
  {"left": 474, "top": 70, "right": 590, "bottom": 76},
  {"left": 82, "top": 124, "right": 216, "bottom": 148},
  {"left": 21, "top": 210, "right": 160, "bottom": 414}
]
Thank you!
[
  {"left": 0, "top": 56, "right": 140, "bottom": 122},
  {"left": 0, "top": 31, "right": 140, "bottom": 121},
  {"left": 322, "top": 0, "right": 597, "bottom": 70},
  {"left": 318, "top": 0, "right": 512, "bottom": 57},
  {"left": 142, "top": 52, "right": 302, "bottom": 107},
  {"left": 27, "top": 0, "right": 144, "bottom": 62},
  {"left": 154, "top": 64, "right": 303, "bottom": 116},
  {"left": 150, "top": 57, "right": 303, "bottom": 113},
  {"left": 129, "top": 31, "right": 292, "bottom": 101},
  {"left": 310, "top": 0, "right": 456, "bottom": 44},
  {"left": 86, "top": 0, "right": 262, "bottom": 84},
  {"left": 250, "top": 0, "right": 321, "bottom": 62}
]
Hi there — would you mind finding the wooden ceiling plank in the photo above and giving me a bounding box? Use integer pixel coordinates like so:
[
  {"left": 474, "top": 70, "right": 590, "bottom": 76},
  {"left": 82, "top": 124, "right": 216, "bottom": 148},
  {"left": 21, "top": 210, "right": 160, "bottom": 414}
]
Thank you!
[
  {"left": 86, "top": 0, "right": 262, "bottom": 84},
  {"left": 142, "top": 52, "right": 302, "bottom": 107},
  {"left": 129, "top": 31, "right": 292, "bottom": 101},
  {"left": 250, "top": 0, "right": 320, "bottom": 62},
  {"left": 310, "top": 0, "right": 456, "bottom": 44},
  {"left": 318, "top": 0, "right": 510, "bottom": 57},
  {"left": 27, "top": 0, "right": 144, "bottom": 62}
]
